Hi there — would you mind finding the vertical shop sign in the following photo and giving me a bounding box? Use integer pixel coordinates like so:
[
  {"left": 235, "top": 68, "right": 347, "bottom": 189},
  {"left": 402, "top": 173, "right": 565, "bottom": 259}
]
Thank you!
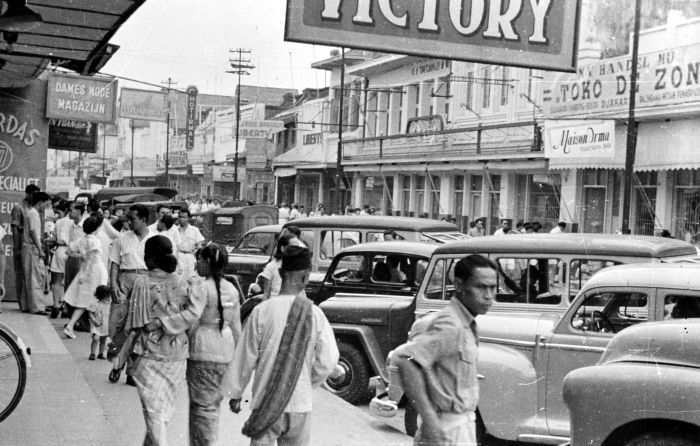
[
  {"left": 185, "top": 86, "right": 198, "bottom": 151},
  {"left": 0, "top": 80, "right": 49, "bottom": 300}
]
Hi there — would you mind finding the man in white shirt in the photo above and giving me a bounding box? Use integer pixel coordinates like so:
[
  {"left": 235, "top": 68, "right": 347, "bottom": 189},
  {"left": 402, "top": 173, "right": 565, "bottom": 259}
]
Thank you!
[
  {"left": 177, "top": 209, "right": 204, "bottom": 280},
  {"left": 108, "top": 204, "right": 153, "bottom": 385},
  {"left": 550, "top": 221, "right": 567, "bottom": 234},
  {"left": 289, "top": 204, "right": 300, "bottom": 221},
  {"left": 278, "top": 203, "right": 290, "bottom": 224},
  {"left": 493, "top": 219, "right": 511, "bottom": 236},
  {"left": 228, "top": 244, "right": 338, "bottom": 445},
  {"left": 22, "top": 192, "right": 51, "bottom": 315}
]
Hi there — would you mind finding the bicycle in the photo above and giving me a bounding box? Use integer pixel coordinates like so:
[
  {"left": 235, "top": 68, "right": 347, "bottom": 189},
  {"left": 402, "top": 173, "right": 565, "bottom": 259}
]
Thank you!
[{"left": 0, "top": 322, "right": 30, "bottom": 422}]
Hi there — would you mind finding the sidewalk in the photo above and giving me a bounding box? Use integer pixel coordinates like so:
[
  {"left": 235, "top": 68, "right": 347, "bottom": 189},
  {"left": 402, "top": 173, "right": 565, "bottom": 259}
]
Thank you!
[{"left": 0, "top": 303, "right": 409, "bottom": 445}]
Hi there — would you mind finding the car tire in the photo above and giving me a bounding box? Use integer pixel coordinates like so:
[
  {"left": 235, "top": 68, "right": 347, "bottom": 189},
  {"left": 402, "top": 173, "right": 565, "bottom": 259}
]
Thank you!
[
  {"left": 624, "top": 431, "right": 697, "bottom": 446},
  {"left": 325, "top": 341, "right": 371, "bottom": 404},
  {"left": 404, "top": 401, "right": 418, "bottom": 437}
]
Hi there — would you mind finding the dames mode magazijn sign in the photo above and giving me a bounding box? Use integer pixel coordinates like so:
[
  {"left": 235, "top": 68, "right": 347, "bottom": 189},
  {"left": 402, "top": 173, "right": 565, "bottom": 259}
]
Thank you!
[{"left": 285, "top": 0, "right": 581, "bottom": 72}]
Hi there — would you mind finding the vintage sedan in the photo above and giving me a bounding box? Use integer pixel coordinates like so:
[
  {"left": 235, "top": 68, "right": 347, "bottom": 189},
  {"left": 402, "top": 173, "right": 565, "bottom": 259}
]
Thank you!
[
  {"left": 374, "top": 260, "right": 700, "bottom": 442},
  {"left": 564, "top": 319, "right": 700, "bottom": 446}
]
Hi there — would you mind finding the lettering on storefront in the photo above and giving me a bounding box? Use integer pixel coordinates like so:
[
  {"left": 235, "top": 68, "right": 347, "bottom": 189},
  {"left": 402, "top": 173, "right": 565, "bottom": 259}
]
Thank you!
[
  {"left": 0, "top": 113, "right": 41, "bottom": 146},
  {"left": 303, "top": 132, "right": 322, "bottom": 145},
  {"left": 406, "top": 115, "right": 444, "bottom": 135},
  {"left": 544, "top": 120, "right": 615, "bottom": 159},
  {"left": 46, "top": 73, "right": 117, "bottom": 123},
  {"left": 185, "top": 86, "right": 198, "bottom": 151},
  {"left": 411, "top": 60, "right": 450, "bottom": 77},
  {"left": 286, "top": 0, "right": 580, "bottom": 71},
  {"left": 544, "top": 44, "right": 700, "bottom": 118}
]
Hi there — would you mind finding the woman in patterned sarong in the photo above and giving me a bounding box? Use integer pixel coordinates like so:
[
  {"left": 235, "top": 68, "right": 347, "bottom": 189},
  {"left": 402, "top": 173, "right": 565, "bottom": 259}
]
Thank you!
[{"left": 125, "top": 235, "right": 195, "bottom": 446}]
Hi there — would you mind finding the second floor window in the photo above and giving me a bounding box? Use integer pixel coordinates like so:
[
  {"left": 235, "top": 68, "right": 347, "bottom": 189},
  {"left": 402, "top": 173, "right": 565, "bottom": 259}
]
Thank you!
[
  {"left": 482, "top": 68, "right": 491, "bottom": 109},
  {"left": 501, "top": 67, "right": 509, "bottom": 106}
]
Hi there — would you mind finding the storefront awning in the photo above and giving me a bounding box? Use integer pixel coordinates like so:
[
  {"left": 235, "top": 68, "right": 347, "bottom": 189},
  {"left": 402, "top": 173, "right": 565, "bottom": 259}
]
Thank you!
[
  {"left": 634, "top": 119, "right": 700, "bottom": 171},
  {"left": 274, "top": 168, "right": 297, "bottom": 177},
  {"left": 0, "top": 0, "right": 146, "bottom": 88}
]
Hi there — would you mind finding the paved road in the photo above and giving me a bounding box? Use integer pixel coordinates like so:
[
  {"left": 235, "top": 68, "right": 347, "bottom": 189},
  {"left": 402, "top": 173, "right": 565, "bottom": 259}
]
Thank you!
[{"left": 0, "top": 303, "right": 409, "bottom": 445}]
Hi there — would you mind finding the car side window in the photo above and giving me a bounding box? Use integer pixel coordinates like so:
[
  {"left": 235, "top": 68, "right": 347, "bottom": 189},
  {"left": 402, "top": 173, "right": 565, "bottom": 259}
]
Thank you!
[
  {"left": 425, "top": 259, "right": 447, "bottom": 300},
  {"left": 569, "top": 259, "right": 620, "bottom": 301},
  {"left": 331, "top": 254, "right": 367, "bottom": 282},
  {"left": 320, "top": 230, "right": 360, "bottom": 260},
  {"left": 571, "top": 291, "right": 648, "bottom": 334},
  {"left": 495, "top": 257, "right": 563, "bottom": 305},
  {"left": 233, "top": 232, "right": 274, "bottom": 255},
  {"left": 664, "top": 294, "right": 700, "bottom": 319}
]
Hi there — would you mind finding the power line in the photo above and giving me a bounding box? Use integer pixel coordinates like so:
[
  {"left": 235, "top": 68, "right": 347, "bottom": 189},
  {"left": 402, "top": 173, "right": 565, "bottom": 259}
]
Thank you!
[{"left": 226, "top": 48, "right": 255, "bottom": 201}]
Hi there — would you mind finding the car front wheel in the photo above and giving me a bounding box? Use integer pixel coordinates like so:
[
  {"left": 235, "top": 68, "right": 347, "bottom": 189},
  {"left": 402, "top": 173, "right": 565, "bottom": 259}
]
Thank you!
[{"left": 325, "top": 341, "right": 370, "bottom": 404}]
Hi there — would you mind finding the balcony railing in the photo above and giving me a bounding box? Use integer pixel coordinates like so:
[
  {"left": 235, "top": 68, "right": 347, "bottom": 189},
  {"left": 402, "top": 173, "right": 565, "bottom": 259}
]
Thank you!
[{"left": 342, "top": 121, "right": 540, "bottom": 163}]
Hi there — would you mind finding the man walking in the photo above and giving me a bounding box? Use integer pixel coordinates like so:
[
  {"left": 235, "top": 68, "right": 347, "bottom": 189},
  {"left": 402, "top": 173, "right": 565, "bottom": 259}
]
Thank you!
[
  {"left": 10, "top": 184, "right": 40, "bottom": 311},
  {"left": 177, "top": 209, "right": 204, "bottom": 280},
  {"left": 228, "top": 242, "right": 339, "bottom": 446},
  {"left": 21, "top": 191, "right": 51, "bottom": 315},
  {"left": 393, "top": 254, "right": 497, "bottom": 445},
  {"left": 108, "top": 204, "right": 153, "bottom": 385}
]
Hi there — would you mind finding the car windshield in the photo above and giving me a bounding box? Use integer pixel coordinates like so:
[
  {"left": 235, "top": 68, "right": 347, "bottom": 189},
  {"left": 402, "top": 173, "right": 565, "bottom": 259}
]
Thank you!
[{"left": 232, "top": 232, "right": 276, "bottom": 256}]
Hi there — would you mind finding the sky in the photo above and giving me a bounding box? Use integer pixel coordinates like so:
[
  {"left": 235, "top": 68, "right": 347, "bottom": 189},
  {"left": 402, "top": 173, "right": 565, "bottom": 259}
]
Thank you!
[{"left": 102, "top": 0, "right": 335, "bottom": 96}]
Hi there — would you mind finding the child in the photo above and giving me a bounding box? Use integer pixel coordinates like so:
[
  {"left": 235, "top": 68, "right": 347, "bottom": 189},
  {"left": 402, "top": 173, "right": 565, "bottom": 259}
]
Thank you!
[{"left": 88, "top": 285, "right": 111, "bottom": 360}]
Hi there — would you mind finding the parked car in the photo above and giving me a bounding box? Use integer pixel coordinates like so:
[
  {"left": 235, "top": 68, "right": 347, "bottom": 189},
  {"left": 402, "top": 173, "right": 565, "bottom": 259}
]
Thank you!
[
  {"left": 196, "top": 205, "right": 278, "bottom": 249},
  {"left": 226, "top": 215, "right": 461, "bottom": 295},
  {"left": 317, "top": 241, "right": 439, "bottom": 403},
  {"left": 564, "top": 319, "right": 700, "bottom": 446},
  {"left": 366, "top": 236, "right": 700, "bottom": 440}
]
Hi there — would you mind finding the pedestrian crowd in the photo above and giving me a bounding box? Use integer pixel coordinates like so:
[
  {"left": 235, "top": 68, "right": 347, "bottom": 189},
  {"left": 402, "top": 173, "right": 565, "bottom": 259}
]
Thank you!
[{"left": 5, "top": 184, "right": 341, "bottom": 446}]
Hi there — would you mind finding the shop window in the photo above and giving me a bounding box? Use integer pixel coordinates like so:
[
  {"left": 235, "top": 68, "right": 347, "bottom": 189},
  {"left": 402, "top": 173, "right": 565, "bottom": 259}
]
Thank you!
[
  {"left": 430, "top": 176, "right": 441, "bottom": 219},
  {"left": 465, "top": 71, "right": 474, "bottom": 110},
  {"left": 454, "top": 175, "right": 465, "bottom": 224},
  {"left": 495, "top": 257, "right": 563, "bottom": 305},
  {"left": 416, "top": 175, "right": 426, "bottom": 216},
  {"left": 402, "top": 175, "right": 411, "bottom": 216},
  {"left": 482, "top": 68, "right": 491, "bottom": 109},
  {"left": 500, "top": 67, "right": 510, "bottom": 106}
]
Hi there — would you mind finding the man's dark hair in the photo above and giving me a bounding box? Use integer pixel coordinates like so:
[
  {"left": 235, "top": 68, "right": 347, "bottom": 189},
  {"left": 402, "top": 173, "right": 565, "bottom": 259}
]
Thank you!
[
  {"left": 54, "top": 200, "right": 69, "bottom": 214},
  {"left": 454, "top": 254, "right": 497, "bottom": 283},
  {"left": 25, "top": 184, "right": 40, "bottom": 194},
  {"left": 31, "top": 192, "right": 50, "bottom": 206},
  {"left": 558, "top": 221, "right": 567, "bottom": 229},
  {"left": 87, "top": 199, "right": 101, "bottom": 214},
  {"left": 160, "top": 214, "right": 175, "bottom": 230},
  {"left": 285, "top": 225, "right": 301, "bottom": 238},
  {"left": 71, "top": 202, "right": 85, "bottom": 214},
  {"left": 178, "top": 209, "right": 190, "bottom": 218},
  {"left": 532, "top": 221, "right": 542, "bottom": 232},
  {"left": 129, "top": 204, "right": 149, "bottom": 222},
  {"left": 156, "top": 204, "right": 172, "bottom": 214},
  {"left": 383, "top": 229, "right": 396, "bottom": 238}
]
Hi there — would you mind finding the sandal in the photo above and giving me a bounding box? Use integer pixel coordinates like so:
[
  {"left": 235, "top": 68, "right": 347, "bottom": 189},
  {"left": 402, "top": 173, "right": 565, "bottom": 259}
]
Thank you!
[{"left": 108, "top": 368, "right": 121, "bottom": 383}]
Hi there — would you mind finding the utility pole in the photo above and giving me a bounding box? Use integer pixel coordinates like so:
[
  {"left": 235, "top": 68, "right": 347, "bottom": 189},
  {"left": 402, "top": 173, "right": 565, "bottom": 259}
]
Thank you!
[
  {"left": 161, "top": 77, "right": 177, "bottom": 188},
  {"left": 101, "top": 123, "right": 107, "bottom": 183},
  {"left": 227, "top": 48, "right": 254, "bottom": 201},
  {"left": 621, "top": 0, "right": 642, "bottom": 234}
]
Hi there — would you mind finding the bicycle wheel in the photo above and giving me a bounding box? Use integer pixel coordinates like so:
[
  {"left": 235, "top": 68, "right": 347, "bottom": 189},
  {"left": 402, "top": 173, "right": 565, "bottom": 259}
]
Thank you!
[{"left": 0, "top": 328, "right": 26, "bottom": 422}]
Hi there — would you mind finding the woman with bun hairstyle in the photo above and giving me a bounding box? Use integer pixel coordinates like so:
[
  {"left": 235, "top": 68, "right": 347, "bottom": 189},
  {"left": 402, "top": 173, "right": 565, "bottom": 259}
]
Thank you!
[
  {"left": 125, "top": 235, "right": 196, "bottom": 445},
  {"left": 63, "top": 214, "right": 108, "bottom": 339},
  {"left": 150, "top": 243, "right": 241, "bottom": 445}
]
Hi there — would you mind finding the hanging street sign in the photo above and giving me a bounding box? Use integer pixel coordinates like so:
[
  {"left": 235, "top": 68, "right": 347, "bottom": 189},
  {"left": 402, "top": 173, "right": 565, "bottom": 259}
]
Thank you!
[
  {"left": 285, "top": 0, "right": 581, "bottom": 72},
  {"left": 48, "top": 119, "right": 98, "bottom": 153},
  {"left": 46, "top": 73, "right": 117, "bottom": 123},
  {"left": 185, "top": 86, "right": 198, "bottom": 151},
  {"left": 119, "top": 88, "right": 168, "bottom": 122}
]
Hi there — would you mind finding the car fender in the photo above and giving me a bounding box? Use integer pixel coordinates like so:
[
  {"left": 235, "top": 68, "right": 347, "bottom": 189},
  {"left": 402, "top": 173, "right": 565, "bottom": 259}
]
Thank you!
[
  {"left": 477, "top": 342, "right": 539, "bottom": 441},
  {"left": 331, "top": 323, "right": 388, "bottom": 381},
  {"left": 564, "top": 362, "right": 700, "bottom": 446}
]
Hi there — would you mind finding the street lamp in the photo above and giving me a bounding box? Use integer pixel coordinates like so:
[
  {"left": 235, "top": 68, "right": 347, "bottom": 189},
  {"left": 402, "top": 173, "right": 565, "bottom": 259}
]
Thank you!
[{"left": 227, "top": 48, "right": 254, "bottom": 201}]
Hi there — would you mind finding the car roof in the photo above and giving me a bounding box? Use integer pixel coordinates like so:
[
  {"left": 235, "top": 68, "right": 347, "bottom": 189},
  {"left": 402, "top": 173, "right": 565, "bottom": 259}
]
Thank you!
[
  {"left": 433, "top": 233, "right": 698, "bottom": 257},
  {"left": 582, "top": 262, "right": 700, "bottom": 291},
  {"left": 337, "top": 241, "right": 440, "bottom": 257},
  {"left": 283, "top": 216, "right": 459, "bottom": 232},
  {"left": 209, "top": 204, "right": 279, "bottom": 215},
  {"left": 246, "top": 224, "right": 283, "bottom": 233}
]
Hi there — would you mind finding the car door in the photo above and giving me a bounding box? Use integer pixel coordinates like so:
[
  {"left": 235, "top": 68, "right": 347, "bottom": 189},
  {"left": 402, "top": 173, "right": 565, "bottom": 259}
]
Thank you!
[{"left": 543, "top": 286, "right": 652, "bottom": 437}]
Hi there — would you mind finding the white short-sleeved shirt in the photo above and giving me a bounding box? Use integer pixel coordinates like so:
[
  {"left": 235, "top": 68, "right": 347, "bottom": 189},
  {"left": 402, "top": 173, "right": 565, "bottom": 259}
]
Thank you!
[
  {"left": 109, "top": 229, "right": 154, "bottom": 270},
  {"left": 178, "top": 224, "right": 204, "bottom": 254},
  {"left": 259, "top": 259, "right": 282, "bottom": 295}
]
